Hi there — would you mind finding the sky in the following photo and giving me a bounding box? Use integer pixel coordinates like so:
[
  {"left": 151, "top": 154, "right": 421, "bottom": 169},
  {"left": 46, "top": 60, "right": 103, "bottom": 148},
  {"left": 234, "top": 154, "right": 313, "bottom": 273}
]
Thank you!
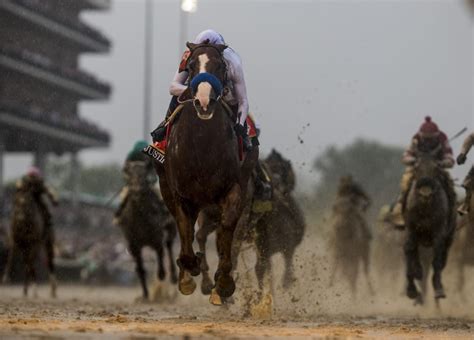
[{"left": 4, "top": 0, "right": 473, "bottom": 192}]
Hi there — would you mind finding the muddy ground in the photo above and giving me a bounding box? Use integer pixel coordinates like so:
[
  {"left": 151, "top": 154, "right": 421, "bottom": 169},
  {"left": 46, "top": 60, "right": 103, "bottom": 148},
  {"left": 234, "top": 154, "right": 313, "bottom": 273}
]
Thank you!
[
  {"left": 3, "top": 218, "right": 474, "bottom": 339},
  {"left": 1, "top": 285, "right": 474, "bottom": 339}
]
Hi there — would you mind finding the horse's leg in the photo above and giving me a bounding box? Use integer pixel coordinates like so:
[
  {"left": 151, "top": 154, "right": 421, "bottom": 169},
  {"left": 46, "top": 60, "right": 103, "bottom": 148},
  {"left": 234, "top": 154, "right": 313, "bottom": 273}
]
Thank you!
[
  {"left": 432, "top": 236, "right": 453, "bottom": 300},
  {"left": 457, "top": 260, "right": 465, "bottom": 296},
  {"left": 254, "top": 231, "right": 273, "bottom": 316},
  {"left": 45, "top": 235, "right": 57, "bottom": 298},
  {"left": 282, "top": 246, "right": 296, "bottom": 289},
  {"left": 131, "top": 247, "right": 148, "bottom": 300},
  {"left": 24, "top": 248, "right": 37, "bottom": 298},
  {"left": 175, "top": 202, "right": 200, "bottom": 295},
  {"left": 2, "top": 243, "right": 15, "bottom": 284},
  {"left": 196, "top": 219, "right": 213, "bottom": 295},
  {"left": 328, "top": 257, "right": 338, "bottom": 288},
  {"left": 363, "top": 246, "right": 375, "bottom": 296},
  {"left": 404, "top": 232, "right": 422, "bottom": 301},
  {"left": 165, "top": 227, "right": 178, "bottom": 284},
  {"left": 214, "top": 183, "right": 242, "bottom": 298},
  {"left": 154, "top": 243, "right": 166, "bottom": 281},
  {"left": 255, "top": 236, "right": 271, "bottom": 292}
]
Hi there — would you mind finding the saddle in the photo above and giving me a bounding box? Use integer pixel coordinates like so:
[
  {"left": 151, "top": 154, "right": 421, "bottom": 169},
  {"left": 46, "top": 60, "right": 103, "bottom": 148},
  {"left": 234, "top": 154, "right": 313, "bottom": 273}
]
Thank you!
[{"left": 143, "top": 99, "right": 258, "bottom": 164}]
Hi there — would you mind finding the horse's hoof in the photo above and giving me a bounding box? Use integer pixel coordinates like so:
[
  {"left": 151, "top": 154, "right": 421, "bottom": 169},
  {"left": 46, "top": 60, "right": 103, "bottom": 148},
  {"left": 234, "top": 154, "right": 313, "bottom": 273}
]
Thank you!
[
  {"left": 135, "top": 295, "right": 149, "bottom": 303},
  {"left": 435, "top": 288, "right": 446, "bottom": 299},
  {"left": 209, "top": 288, "right": 223, "bottom": 306},
  {"left": 414, "top": 295, "right": 424, "bottom": 306},
  {"left": 179, "top": 271, "right": 196, "bottom": 296},
  {"left": 215, "top": 274, "right": 235, "bottom": 298},
  {"left": 407, "top": 286, "right": 419, "bottom": 300},
  {"left": 201, "top": 276, "right": 214, "bottom": 295},
  {"left": 158, "top": 269, "right": 166, "bottom": 281},
  {"left": 171, "top": 273, "right": 178, "bottom": 284}
]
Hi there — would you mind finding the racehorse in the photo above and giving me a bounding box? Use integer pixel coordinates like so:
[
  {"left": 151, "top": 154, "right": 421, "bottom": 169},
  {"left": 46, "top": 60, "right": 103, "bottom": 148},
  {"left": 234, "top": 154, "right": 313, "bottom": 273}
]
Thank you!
[
  {"left": 118, "top": 161, "right": 177, "bottom": 300},
  {"left": 403, "top": 152, "right": 456, "bottom": 303},
  {"left": 154, "top": 41, "right": 258, "bottom": 304},
  {"left": 3, "top": 184, "right": 56, "bottom": 297},
  {"left": 328, "top": 194, "right": 374, "bottom": 298}
]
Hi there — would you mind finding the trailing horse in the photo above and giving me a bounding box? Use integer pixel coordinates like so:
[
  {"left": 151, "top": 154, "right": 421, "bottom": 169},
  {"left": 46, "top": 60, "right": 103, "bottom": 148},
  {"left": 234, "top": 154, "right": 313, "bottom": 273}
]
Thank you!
[
  {"left": 197, "top": 150, "right": 305, "bottom": 300},
  {"left": 329, "top": 194, "right": 374, "bottom": 298},
  {"left": 117, "top": 161, "right": 177, "bottom": 300},
  {"left": 403, "top": 152, "right": 456, "bottom": 303},
  {"left": 3, "top": 184, "right": 56, "bottom": 297},
  {"left": 154, "top": 41, "right": 258, "bottom": 304}
]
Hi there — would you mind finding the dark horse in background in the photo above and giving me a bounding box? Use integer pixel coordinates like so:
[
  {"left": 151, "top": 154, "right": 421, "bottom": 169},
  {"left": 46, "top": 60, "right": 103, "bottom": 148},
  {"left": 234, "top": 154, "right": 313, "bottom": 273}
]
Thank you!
[
  {"left": 3, "top": 182, "right": 57, "bottom": 297},
  {"left": 154, "top": 41, "right": 258, "bottom": 304},
  {"left": 117, "top": 161, "right": 177, "bottom": 301},
  {"left": 197, "top": 150, "right": 306, "bottom": 302},
  {"left": 403, "top": 152, "right": 456, "bottom": 304}
]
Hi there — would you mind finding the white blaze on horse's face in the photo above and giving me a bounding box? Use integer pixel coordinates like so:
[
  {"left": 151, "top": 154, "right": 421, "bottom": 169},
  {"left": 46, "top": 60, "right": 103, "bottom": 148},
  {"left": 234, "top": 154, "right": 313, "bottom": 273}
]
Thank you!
[
  {"left": 196, "top": 53, "right": 212, "bottom": 116},
  {"left": 198, "top": 54, "right": 209, "bottom": 73},
  {"left": 196, "top": 83, "right": 212, "bottom": 112}
]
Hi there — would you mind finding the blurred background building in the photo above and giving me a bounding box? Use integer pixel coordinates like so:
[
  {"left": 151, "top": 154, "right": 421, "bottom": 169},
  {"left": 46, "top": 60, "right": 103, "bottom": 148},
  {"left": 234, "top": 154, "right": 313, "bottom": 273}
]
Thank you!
[{"left": 0, "top": 0, "right": 112, "bottom": 200}]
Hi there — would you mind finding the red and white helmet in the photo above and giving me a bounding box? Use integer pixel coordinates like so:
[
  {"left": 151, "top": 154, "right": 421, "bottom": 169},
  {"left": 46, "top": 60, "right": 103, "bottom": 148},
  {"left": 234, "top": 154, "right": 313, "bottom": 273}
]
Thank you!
[
  {"left": 27, "top": 166, "right": 42, "bottom": 178},
  {"left": 419, "top": 116, "right": 440, "bottom": 138}
]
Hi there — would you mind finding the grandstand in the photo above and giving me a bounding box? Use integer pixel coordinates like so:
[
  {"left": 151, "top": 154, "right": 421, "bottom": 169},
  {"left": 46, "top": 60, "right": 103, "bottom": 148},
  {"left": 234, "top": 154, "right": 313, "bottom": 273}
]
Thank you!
[{"left": 0, "top": 0, "right": 112, "bottom": 195}]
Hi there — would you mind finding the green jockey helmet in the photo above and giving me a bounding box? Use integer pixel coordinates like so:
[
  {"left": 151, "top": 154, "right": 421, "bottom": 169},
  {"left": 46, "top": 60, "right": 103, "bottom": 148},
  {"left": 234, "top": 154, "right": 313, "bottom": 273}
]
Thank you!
[{"left": 127, "top": 140, "right": 149, "bottom": 161}]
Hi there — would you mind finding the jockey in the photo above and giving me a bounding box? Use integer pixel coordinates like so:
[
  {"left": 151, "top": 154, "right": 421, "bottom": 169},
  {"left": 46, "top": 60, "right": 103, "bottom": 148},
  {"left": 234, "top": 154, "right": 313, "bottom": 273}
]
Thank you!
[
  {"left": 390, "top": 116, "right": 455, "bottom": 227},
  {"left": 16, "top": 167, "right": 58, "bottom": 232},
  {"left": 456, "top": 132, "right": 474, "bottom": 215},
  {"left": 151, "top": 29, "right": 253, "bottom": 151},
  {"left": 336, "top": 175, "right": 371, "bottom": 210},
  {"left": 333, "top": 175, "right": 372, "bottom": 240},
  {"left": 115, "top": 140, "right": 160, "bottom": 223}
]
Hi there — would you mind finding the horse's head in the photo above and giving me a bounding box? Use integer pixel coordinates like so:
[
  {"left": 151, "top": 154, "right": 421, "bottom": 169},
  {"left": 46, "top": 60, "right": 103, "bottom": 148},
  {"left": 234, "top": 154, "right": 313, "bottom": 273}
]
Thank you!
[
  {"left": 413, "top": 152, "right": 441, "bottom": 200},
  {"left": 126, "top": 161, "right": 149, "bottom": 193},
  {"left": 265, "top": 149, "right": 295, "bottom": 194},
  {"left": 186, "top": 40, "right": 228, "bottom": 120}
]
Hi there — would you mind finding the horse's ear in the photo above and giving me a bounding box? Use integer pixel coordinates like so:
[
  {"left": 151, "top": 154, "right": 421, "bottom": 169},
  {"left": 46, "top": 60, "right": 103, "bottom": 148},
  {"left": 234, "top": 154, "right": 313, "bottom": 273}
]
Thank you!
[
  {"left": 186, "top": 42, "right": 197, "bottom": 51},
  {"left": 216, "top": 44, "right": 228, "bottom": 53}
]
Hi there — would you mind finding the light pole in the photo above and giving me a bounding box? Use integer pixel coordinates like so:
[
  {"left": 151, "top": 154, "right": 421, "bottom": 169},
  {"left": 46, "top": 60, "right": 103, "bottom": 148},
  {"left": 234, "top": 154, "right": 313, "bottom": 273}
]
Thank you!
[
  {"left": 143, "top": 0, "right": 154, "bottom": 140},
  {"left": 179, "top": 0, "right": 197, "bottom": 55}
]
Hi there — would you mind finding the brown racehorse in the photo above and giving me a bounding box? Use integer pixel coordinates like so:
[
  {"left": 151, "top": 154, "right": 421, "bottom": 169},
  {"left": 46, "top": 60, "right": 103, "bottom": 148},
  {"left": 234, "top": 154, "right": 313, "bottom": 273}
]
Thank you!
[
  {"left": 154, "top": 41, "right": 258, "bottom": 304},
  {"left": 3, "top": 184, "right": 57, "bottom": 297}
]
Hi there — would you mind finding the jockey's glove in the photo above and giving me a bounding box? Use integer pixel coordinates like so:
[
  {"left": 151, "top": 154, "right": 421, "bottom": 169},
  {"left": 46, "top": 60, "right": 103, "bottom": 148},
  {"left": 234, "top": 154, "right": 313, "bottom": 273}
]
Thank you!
[{"left": 234, "top": 123, "right": 248, "bottom": 138}]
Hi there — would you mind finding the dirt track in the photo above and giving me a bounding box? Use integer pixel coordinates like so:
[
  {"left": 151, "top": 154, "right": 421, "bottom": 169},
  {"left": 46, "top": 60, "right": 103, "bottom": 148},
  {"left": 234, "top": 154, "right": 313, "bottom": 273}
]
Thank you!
[{"left": 1, "top": 285, "right": 474, "bottom": 339}]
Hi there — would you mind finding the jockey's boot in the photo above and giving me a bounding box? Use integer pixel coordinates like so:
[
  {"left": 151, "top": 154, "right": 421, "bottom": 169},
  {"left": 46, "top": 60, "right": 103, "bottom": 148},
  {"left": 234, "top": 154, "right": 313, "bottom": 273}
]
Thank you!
[
  {"left": 388, "top": 196, "right": 405, "bottom": 229},
  {"left": 114, "top": 190, "right": 130, "bottom": 225},
  {"left": 255, "top": 162, "right": 272, "bottom": 201},
  {"left": 252, "top": 162, "right": 273, "bottom": 214},
  {"left": 235, "top": 123, "right": 252, "bottom": 152},
  {"left": 458, "top": 187, "right": 472, "bottom": 215},
  {"left": 150, "top": 96, "right": 179, "bottom": 143}
]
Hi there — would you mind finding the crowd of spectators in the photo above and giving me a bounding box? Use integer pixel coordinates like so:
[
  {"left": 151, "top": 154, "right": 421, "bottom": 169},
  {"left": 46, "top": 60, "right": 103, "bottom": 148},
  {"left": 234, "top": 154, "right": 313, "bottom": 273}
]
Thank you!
[
  {"left": 0, "top": 100, "right": 110, "bottom": 143},
  {"left": 11, "top": 0, "right": 111, "bottom": 47},
  {"left": 0, "top": 45, "right": 111, "bottom": 95}
]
